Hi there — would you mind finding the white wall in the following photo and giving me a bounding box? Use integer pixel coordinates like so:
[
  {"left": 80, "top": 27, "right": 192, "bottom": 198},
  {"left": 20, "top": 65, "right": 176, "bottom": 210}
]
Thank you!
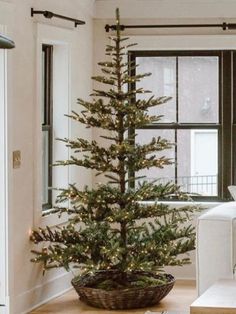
[
  {"left": 0, "top": 0, "right": 94, "bottom": 313},
  {"left": 95, "top": 0, "right": 236, "bottom": 19}
]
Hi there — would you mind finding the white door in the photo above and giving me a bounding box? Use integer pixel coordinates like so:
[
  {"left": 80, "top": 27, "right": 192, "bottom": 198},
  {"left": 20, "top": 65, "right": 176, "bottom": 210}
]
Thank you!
[
  {"left": 0, "top": 30, "right": 7, "bottom": 307},
  {"left": 191, "top": 130, "right": 218, "bottom": 195}
]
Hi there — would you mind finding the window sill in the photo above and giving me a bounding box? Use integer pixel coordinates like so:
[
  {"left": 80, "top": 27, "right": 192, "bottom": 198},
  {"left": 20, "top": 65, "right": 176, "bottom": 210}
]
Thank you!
[{"left": 139, "top": 200, "right": 224, "bottom": 209}]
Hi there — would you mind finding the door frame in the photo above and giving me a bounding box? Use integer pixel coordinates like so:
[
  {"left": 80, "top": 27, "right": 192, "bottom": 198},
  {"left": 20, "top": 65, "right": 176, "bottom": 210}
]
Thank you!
[{"left": 0, "top": 26, "right": 8, "bottom": 310}]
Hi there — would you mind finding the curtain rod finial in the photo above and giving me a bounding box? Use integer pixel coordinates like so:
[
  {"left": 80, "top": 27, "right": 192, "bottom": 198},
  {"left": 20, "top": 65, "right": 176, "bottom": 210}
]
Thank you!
[{"left": 0, "top": 34, "right": 15, "bottom": 49}]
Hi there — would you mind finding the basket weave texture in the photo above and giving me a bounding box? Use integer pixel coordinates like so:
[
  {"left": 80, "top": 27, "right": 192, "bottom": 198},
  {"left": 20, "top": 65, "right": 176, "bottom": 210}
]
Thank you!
[{"left": 71, "top": 270, "right": 175, "bottom": 310}]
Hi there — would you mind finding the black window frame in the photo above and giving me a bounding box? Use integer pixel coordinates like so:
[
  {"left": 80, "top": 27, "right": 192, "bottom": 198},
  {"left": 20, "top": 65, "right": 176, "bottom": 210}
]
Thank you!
[
  {"left": 42, "top": 44, "right": 53, "bottom": 210},
  {"left": 129, "top": 50, "right": 236, "bottom": 202}
]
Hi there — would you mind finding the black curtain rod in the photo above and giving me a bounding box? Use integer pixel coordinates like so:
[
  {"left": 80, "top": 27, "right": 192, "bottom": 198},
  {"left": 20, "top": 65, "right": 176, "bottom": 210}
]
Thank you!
[
  {"left": 0, "top": 34, "right": 15, "bottom": 49},
  {"left": 31, "top": 8, "right": 85, "bottom": 28},
  {"left": 105, "top": 22, "right": 236, "bottom": 32}
]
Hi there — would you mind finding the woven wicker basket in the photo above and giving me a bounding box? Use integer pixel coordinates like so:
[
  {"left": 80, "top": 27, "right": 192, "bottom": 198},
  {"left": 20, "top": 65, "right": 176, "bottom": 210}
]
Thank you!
[{"left": 71, "top": 270, "right": 175, "bottom": 310}]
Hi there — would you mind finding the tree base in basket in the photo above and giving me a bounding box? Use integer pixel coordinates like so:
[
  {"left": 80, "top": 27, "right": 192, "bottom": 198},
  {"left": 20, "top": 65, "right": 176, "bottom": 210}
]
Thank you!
[{"left": 71, "top": 270, "right": 175, "bottom": 310}]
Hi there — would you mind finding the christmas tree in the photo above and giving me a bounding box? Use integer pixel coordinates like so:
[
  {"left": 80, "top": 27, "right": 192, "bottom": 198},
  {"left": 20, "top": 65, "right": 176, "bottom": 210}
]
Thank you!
[{"left": 31, "top": 9, "right": 198, "bottom": 283}]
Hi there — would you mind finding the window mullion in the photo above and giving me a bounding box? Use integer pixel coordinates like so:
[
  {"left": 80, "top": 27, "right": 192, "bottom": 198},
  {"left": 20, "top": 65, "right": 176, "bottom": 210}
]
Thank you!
[
  {"left": 221, "top": 51, "right": 233, "bottom": 199},
  {"left": 175, "top": 57, "right": 179, "bottom": 184},
  {"left": 232, "top": 52, "right": 236, "bottom": 186}
]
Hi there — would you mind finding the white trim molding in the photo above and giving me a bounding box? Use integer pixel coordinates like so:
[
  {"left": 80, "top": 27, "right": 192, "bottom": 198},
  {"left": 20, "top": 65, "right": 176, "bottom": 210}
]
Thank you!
[
  {"left": 0, "top": 24, "right": 8, "bottom": 308},
  {"left": 0, "top": 3, "right": 15, "bottom": 314},
  {"left": 34, "top": 24, "right": 73, "bottom": 228},
  {"left": 127, "top": 34, "right": 236, "bottom": 51},
  {"left": 11, "top": 272, "right": 72, "bottom": 314}
]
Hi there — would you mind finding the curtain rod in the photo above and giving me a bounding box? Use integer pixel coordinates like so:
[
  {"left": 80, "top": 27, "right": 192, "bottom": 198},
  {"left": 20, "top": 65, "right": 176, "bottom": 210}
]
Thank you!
[
  {"left": 105, "top": 22, "right": 236, "bottom": 32},
  {"left": 31, "top": 8, "right": 85, "bottom": 28},
  {"left": 0, "top": 34, "right": 15, "bottom": 49}
]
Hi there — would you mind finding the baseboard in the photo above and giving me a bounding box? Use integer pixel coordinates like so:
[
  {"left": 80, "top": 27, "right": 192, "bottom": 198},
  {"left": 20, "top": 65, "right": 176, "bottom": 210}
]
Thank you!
[
  {"left": 176, "top": 278, "right": 196, "bottom": 283},
  {"left": 11, "top": 272, "right": 73, "bottom": 314},
  {"left": 21, "top": 287, "right": 72, "bottom": 314}
]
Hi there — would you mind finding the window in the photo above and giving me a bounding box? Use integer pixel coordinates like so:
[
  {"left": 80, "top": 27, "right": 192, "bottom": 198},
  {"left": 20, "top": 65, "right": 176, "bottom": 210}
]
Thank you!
[
  {"left": 35, "top": 24, "right": 71, "bottom": 226},
  {"left": 190, "top": 130, "right": 218, "bottom": 196},
  {"left": 130, "top": 50, "right": 236, "bottom": 201},
  {"left": 42, "top": 44, "right": 53, "bottom": 209}
]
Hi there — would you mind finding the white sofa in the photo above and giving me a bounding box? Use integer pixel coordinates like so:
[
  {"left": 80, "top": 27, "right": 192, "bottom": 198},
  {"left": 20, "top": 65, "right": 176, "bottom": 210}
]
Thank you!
[{"left": 197, "top": 201, "right": 236, "bottom": 295}]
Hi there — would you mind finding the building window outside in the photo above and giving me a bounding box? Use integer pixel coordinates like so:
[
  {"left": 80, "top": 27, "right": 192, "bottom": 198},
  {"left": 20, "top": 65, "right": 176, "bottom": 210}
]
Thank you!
[
  {"left": 190, "top": 129, "right": 218, "bottom": 196},
  {"left": 130, "top": 50, "right": 235, "bottom": 201},
  {"left": 42, "top": 44, "right": 53, "bottom": 210}
]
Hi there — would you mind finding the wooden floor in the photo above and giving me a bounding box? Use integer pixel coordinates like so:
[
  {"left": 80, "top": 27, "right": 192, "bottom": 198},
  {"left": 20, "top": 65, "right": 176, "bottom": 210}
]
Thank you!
[{"left": 31, "top": 280, "right": 197, "bottom": 314}]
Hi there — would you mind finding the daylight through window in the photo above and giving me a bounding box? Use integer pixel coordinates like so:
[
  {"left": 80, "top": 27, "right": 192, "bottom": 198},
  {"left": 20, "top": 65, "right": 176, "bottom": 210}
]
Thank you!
[{"left": 130, "top": 50, "right": 236, "bottom": 201}]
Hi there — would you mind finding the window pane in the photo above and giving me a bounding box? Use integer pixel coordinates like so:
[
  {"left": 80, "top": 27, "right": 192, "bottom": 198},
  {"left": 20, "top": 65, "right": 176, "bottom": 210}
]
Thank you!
[
  {"left": 135, "top": 129, "right": 175, "bottom": 184},
  {"left": 136, "top": 57, "right": 176, "bottom": 123},
  {"left": 177, "top": 129, "right": 218, "bottom": 196},
  {"left": 42, "top": 45, "right": 53, "bottom": 209},
  {"left": 42, "top": 130, "right": 49, "bottom": 204},
  {"left": 178, "top": 57, "right": 219, "bottom": 123}
]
